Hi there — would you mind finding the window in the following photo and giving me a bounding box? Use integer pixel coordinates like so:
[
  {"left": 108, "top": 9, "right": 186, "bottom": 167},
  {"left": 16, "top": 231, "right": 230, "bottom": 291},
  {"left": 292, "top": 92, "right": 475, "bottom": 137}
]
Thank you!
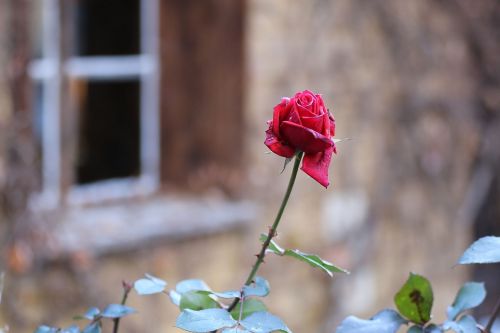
[
  {"left": 24, "top": 0, "right": 251, "bottom": 253},
  {"left": 29, "top": 0, "right": 160, "bottom": 208}
]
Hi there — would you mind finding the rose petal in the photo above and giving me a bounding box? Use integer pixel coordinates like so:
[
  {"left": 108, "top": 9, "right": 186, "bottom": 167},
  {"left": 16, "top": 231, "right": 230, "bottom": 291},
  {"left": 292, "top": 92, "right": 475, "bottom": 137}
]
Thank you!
[
  {"left": 293, "top": 101, "right": 316, "bottom": 118},
  {"left": 301, "top": 146, "right": 335, "bottom": 188},
  {"left": 273, "top": 98, "right": 291, "bottom": 138},
  {"left": 321, "top": 112, "right": 330, "bottom": 136},
  {"left": 265, "top": 127, "right": 295, "bottom": 158},
  {"left": 280, "top": 121, "right": 333, "bottom": 154},
  {"left": 301, "top": 114, "right": 324, "bottom": 133},
  {"left": 329, "top": 112, "right": 336, "bottom": 137},
  {"left": 287, "top": 109, "right": 302, "bottom": 125}
]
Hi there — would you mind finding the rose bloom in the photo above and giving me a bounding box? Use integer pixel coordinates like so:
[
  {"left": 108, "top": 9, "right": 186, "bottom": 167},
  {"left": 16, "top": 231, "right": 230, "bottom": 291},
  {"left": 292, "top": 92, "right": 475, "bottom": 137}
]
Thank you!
[{"left": 265, "top": 90, "right": 336, "bottom": 188}]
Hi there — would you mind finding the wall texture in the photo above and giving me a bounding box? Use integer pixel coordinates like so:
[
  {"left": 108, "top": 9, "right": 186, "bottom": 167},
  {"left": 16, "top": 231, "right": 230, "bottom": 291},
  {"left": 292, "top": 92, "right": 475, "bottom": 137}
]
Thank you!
[{"left": 245, "top": 0, "right": 499, "bottom": 331}]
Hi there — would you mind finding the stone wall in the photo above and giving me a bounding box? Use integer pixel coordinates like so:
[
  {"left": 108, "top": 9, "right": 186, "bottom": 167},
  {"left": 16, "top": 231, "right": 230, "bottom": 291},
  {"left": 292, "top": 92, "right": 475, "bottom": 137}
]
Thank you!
[{"left": 245, "top": 0, "right": 498, "bottom": 331}]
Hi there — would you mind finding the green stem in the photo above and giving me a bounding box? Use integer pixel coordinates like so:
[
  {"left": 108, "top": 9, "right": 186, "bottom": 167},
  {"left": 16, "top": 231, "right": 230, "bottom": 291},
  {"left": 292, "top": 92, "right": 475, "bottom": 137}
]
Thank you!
[
  {"left": 112, "top": 283, "right": 132, "bottom": 333},
  {"left": 227, "top": 152, "right": 303, "bottom": 312}
]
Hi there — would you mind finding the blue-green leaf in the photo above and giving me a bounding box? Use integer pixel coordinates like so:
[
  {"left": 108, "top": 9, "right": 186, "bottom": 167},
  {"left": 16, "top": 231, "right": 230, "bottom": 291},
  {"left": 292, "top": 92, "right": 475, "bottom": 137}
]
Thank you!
[
  {"left": 211, "top": 290, "right": 241, "bottom": 299},
  {"left": 408, "top": 325, "right": 443, "bottom": 333},
  {"left": 179, "top": 290, "right": 219, "bottom": 311},
  {"left": 176, "top": 279, "right": 211, "bottom": 294},
  {"left": 240, "top": 311, "right": 291, "bottom": 333},
  {"left": 456, "top": 315, "right": 480, "bottom": 333},
  {"left": 34, "top": 326, "right": 58, "bottom": 333},
  {"left": 458, "top": 236, "right": 500, "bottom": 265},
  {"left": 61, "top": 325, "right": 81, "bottom": 333},
  {"left": 171, "top": 280, "right": 216, "bottom": 308},
  {"left": 176, "top": 308, "right": 237, "bottom": 332},
  {"left": 336, "top": 309, "right": 408, "bottom": 333},
  {"left": 243, "top": 277, "right": 270, "bottom": 297},
  {"left": 395, "top": 273, "right": 433, "bottom": 325},
  {"left": 424, "top": 324, "right": 443, "bottom": 333},
  {"left": 283, "top": 249, "right": 349, "bottom": 277},
  {"left": 446, "top": 282, "right": 486, "bottom": 320},
  {"left": 170, "top": 290, "right": 182, "bottom": 306},
  {"left": 221, "top": 328, "right": 251, "bottom": 333},
  {"left": 83, "top": 307, "right": 100, "bottom": 320},
  {"left": 101, "top": 304, "right": 136, "bottom": 318},
  {"left": 82, "top": 322, "right": 101, "bottom": 333},
  {"left": 230, "top": 298, "right": 268, "bottom": 320},
  {"left": 443, "top": 315, "right": 480, "bottom": 333},
  {"left": 134, "top": 274, "right": 167, "bottom": 295}
]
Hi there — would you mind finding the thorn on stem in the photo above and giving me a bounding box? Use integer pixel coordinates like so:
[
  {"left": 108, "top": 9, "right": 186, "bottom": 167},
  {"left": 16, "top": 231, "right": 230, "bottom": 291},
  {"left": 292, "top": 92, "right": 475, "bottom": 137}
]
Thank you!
[
  {"left": 122, "top": 280, "right": 132, "bottom": 293},
  {"left": 267, "top": 226, "right": 277, "bottom": 238}
]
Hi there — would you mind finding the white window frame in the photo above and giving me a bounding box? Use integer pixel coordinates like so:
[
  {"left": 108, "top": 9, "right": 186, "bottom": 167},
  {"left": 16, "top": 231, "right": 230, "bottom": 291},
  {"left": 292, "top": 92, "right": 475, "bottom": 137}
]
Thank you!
[{"left": 29, "top": 0, "right": 160, "bottom": 208}]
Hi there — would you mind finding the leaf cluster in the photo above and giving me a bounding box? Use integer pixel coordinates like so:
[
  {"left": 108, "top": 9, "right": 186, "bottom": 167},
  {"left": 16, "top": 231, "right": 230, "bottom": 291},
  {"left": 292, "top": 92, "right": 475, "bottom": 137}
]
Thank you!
[
  {"left": 337, "top": 236, "right": 500, "bottom": 333},
  {"left": 34, "top": 304, "right": 136, "bottom": 333},
  {"left": 156, "top": 275, "right": 288, "bottom": 333}
]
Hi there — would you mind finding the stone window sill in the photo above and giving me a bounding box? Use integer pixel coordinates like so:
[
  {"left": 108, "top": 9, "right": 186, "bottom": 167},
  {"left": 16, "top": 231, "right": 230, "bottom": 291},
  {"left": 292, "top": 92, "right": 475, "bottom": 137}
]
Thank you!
[{"left": 41, "top": 194, "right": 257, "bottom": 258}]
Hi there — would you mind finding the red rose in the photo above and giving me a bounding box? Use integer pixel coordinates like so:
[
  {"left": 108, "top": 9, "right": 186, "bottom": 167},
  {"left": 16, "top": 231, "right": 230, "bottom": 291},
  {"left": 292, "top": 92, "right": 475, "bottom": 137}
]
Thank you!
[{"left": 265, "top": 90, "right": 336, "bottom": 188}]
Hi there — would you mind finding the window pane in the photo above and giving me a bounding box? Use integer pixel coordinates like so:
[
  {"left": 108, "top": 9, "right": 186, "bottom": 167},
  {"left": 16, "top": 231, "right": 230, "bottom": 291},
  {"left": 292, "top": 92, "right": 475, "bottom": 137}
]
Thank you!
[
  {"left": 76, "top": 80, "right": 140, "bottom": 184},
  {"left": 73, "top": 0, "right": 140, "bottom": 56},
  {"left": 30, "top": 0, "right": 43, "bottom": 59}
]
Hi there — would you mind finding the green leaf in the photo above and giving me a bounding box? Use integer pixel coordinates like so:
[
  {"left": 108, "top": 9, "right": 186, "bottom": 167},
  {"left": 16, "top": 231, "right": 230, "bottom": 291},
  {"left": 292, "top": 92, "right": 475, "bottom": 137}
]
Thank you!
[
  {"left": 240, "top": 311, "right": 291, "bottom": 333},
  {"left": 176, "top": 308, "right": 237, "bottom": 332},
  {"left": 34, "top": 326, "right": 59, "bottom": 333},
  {"left": 336, "top": 309, "right": 408, "bottom": 333},
  {"left": 83, "top": 307, "right": 100, "bottom": 320},
  {"left": 82, "top": 322, "right": 101, "bottom": 333},
  {"left": 395, "top": 273, "right": 433, "bottom": 325},
  {"left": 258, "top": 235, "right": 349, "bottom": 276},
  {"left": 443, "top": 315, "right": 480, "bottom": 333},
  {"left": 134, "top": 274, "right": 167, "bottom": 295},
  {"left": 243, "top": 277, "right": 270, "bottom": 297},
  {"left": 176, "top": 279, "right": 211, "bottom": 294},
  {"left": 284, "top": 249, "right": 349, "bottom": 276},
  {"left": 101, "top": 304, "right": 136, "bottom": 318},
  {"left": 230, "top": 299, "right": 268, "bottom": 320},
  {"left": 179, "top": 290, "right": 219, "bottom": 311},
  {"left": 458, "top": 236, "right": 500, "bottom": 265},
  {"left": 259, "top": 234, "right": 285, "bottom": 255},
  {"left": 446, "top": 282, "right": 486, "bottom": 320}
]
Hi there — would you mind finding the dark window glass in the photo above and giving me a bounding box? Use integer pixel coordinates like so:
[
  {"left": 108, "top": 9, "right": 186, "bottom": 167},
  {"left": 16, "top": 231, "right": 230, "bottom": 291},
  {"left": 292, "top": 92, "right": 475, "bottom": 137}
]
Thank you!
[
  {"left": 30, "top": 1, "right": 44, "bottom": 59},
  {"left": 73, "top": 0, "right": 140, "bottom": 56},
  {"left": 76, "top": 80, "right": 140, "bottom": 184}
]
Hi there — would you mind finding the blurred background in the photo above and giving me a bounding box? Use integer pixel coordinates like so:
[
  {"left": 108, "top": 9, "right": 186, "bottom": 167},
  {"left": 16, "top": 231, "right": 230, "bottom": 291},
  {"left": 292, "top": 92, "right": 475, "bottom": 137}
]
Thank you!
[{"left": 0, "top": 0, "right": 499, "bottom": 332}]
